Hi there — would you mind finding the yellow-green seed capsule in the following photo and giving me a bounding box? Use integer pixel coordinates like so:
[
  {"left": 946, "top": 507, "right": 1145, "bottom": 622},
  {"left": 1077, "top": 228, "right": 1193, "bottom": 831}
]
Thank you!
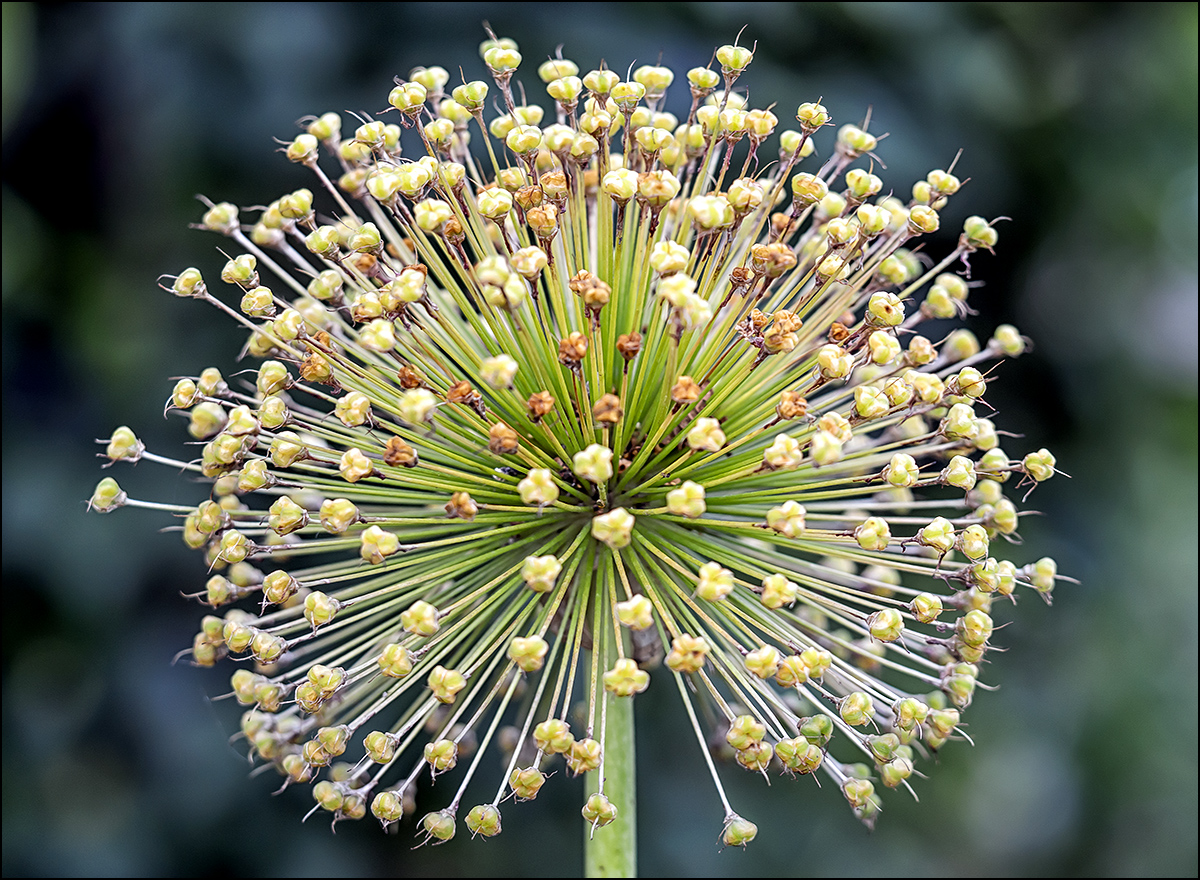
[
  {"left": 842, "top": 777, "right": 875, "bottom": 809},
  {"left": 508, "top": 766, "right": 545, "bottom": 801},
  {"left": 910, "top": 592, "right": 943, "bottom": 624},
  {"left": 313, "top": 780, "right": 344, "bottom": 813},
  {"left": 420, "top": 809, "right": 456, "bottom": 843},
  {"left": 565, "top": 738, "right": 602, "bottom": 775},
  {"left": 400, "top": 599, "right": 440, "bottom": 637},
  {"left": 722, "top": 815, "right": 758, "bottom": 848},
  {"left": 726, "top": 714, "right": 765, "bottom": 750},
  {"left": 89, "top": 477, "right": 126, "bottom": 512},
  {"left": 533, "top": 718, "right": 575, "bottom": 755},
  {"left": 304, "top": 591, "right": 340, "bottom": 628},
  {"left": 378, "top": 643, "right": 414, "bottom": 678},
  {"left": 371, "top": 790, "right": 404, "bottom": 825},
  {"left": 582, "top": 792, "right": 618, "bottom": 827},
  {"left": 427, "top": 665, "right": 466, "bottom": 704},
  {"left": 867, "top": 608, "right": 905, "bottom": 642},
  {"left": 603, "top": 658, "right": 649, "bottom": 696},
  {"left": 465, "top": 804, "right": 502, "bottom": 837},
  {"left": 840, "top": 691, "right": 874, "bottom": 726},
  {"left": 508, "top": 635, "right": 548, "bottom": 673},
  {"left": 615, "top": 595, "right": 654, "bottom": 631},
  {"left": 423, "top": 738, "right": 458, "bottom": 773},
  {"left": 745, "top": 645, "right": 782, "bottom": 679}
]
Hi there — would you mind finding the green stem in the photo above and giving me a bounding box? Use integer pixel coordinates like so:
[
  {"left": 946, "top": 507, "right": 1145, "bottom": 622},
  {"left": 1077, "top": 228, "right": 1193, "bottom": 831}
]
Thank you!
[{"left": 585, "top": 693, "right": 637, "bottom": 878}]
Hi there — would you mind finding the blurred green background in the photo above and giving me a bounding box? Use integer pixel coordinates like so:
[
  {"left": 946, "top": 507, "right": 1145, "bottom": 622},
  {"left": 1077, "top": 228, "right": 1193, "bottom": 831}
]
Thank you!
[{"left": 3, "top": 2, "right": 1195, "bottom": 876}]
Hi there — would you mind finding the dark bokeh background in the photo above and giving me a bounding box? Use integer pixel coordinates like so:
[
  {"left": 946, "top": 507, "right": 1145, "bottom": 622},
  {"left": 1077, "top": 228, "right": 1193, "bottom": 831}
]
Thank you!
[{"left": 3, "top": 2, "right": 1196, "bottom": 877}]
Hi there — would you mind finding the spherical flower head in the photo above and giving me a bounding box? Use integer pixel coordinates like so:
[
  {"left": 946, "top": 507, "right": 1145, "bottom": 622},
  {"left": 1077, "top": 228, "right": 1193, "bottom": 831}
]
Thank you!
[{"left": 94, "top": 33, "right": 1069, "bottom": 856}]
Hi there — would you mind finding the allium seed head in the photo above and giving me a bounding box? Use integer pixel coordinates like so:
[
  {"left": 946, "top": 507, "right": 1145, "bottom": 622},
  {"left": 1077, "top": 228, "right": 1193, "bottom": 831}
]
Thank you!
[{"left": 93, "top": 31, "right": 1067, "bottom": 856}]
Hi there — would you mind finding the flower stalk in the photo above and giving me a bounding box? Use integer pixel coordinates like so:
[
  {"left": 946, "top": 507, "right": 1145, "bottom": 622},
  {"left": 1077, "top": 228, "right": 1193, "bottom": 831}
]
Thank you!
[{"left": 584, "top": 667, "right": 636, "bottom": 878}]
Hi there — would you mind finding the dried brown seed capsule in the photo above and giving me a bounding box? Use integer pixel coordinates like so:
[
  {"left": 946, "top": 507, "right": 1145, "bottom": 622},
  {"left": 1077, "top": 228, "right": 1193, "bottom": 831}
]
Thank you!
[
  {"left": 771, "top": 211, "right": 799, "bottom": 238},
  {"left": 751, "top": 242, "right": 797, "bottom": 277},
  {"left": 616, "top": 332, "right": 642, "bottom": 361},
  {"left": 592, "top": 394, "right": 623, "bottom": 425},
  {"left": 446, "top": 380, "right": 481, "bottom": 406},
  {"left": 443, "top": 216, "right": 464, "bottom": 243},
  {"left": 300, "top": 352, "right": 336, "bottom": 385},
  {"left": 776, "top": 391, "right": 808, "bottom": 421},
  {"left": 558, "top": 332, "right": 588, "bottom": 366},
  {"left": 514, "top": 185, "right": 544, "bottom": 211},
  {"left": 488, "top": 422, "right": 520, "bottom": 454},
  {"left": 397, "top": 365, "right": 424, "bottom": 389},
  {"left": 569, "top": 270, "right": 600, "bottom": 295},
  {"left": 541, "top": 170, "right": 567, "bottom": 198},
  {"left": 349, "top": 253, "right": 376, "bottom": 274},
  {"left": 445, "top": 491, "right": 478, "bottom": 520},
  {"left": 829, "top": 321, "right": 852, "bottom": 343},
  {"left": 527, "top": 205, "right": 558, "bottom": 238},
  {"left": 526, "top": 391, "right": 555, "bottom": 423},
  {"left": 384, "top": 437, "right": 419, "bottom": 468},
  {"left": 671, "top": 375, "right": 701, "bottom": 404},
  {"left": 729, "top": 265, "right": 753, "bottom": 290},
  {"left": 582, "top": 280, "right": 611, "bottom": 311},
  {"left": 771, "top": 309, "right": 801, "bottom": 333}
]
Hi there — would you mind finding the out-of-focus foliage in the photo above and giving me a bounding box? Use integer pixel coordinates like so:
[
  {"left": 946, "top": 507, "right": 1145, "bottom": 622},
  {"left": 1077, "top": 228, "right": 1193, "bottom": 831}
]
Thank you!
[{"left": 3, "top": 3, "right": 1195, "bottom": 876}]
